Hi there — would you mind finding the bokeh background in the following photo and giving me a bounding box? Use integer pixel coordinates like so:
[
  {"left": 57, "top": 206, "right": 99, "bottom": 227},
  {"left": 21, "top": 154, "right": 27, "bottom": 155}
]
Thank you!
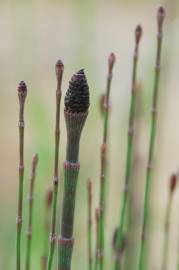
[{"left": 0, "top": 0, "right": 179, "bottom": 270}]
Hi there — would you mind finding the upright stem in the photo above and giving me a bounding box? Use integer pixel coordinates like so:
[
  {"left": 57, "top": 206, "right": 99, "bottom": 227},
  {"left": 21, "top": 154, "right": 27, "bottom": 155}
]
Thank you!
[
  {"left": 99, "top": 53, "right": 115, "bottom": 270},
  {"left": 94, "top": 209, "right": 101, "bottom": 270},
  {"left": 25, "top": 154, "right": 39, "bottom": 270},
  {"left": 87, "top": 179, "right": 93, "bottom": 270},
  {"left": 138, "top": 7, "right": 165, "bottom": 270},
  {"left": 114, "top": 25, "right": 142, "bottom": 270},
  {"left": 41, "top": 189, "right": 53, "bottom": 270},
  {"left": 16, "top": 81, "right": 27, "bottom": 270},
  {"left": 46, "top": 60, "right": 64, "bottom": 270},
  {"left": 161, "top": 174, "right": 177, "bottom": 270},
  {"left": 58, "top": 69, "right": 89, "bottom": 270}
]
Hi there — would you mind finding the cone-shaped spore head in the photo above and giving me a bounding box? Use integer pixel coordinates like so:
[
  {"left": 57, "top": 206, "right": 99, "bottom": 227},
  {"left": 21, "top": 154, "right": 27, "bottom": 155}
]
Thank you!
[{"left": 65, "top": 69, "right": 89, "bottom": 113}]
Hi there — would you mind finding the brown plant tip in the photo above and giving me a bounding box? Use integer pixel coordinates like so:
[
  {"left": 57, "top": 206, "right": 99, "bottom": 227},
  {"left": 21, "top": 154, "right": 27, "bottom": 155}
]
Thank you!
[
  {"left": 56, "top": 59, "right": 64, "bottom": 75},
  {"left": 170, "top": 173, "right": 177, "bottom": 193},
  {"left": 135, "top": 25, "right": 143, "bottom": 44},
  {"left": 17, "top": 81, "right": 27, "bottom": 96},
  {"left": 65, "top": 69, "right": 90, "bottom": 113},
  {"left": 46, "top": 189, "right": 53, "bottom": 209},
  {"left": 108, "top": 52, "right": 116, "bottom": 73},
  {"left": 32, "top": 153, "right": 38, "bottom": 168},
  {"left": 157, "top": 6, "right": 166, "bottom": 28}
]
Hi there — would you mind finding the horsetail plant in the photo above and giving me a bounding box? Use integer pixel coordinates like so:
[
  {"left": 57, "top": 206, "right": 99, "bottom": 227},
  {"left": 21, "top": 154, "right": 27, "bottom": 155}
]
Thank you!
[
  {"left": 46, "top": 59, "right": 64, "bottom": 270},
  {"left": 99, "top": 52, "right": 115, "bottom": 270},
  {"left": 138, "top": 7, "right": 166, "bottom": 270},
  {"left": 41, "top": 189, "right": 53, "bottom": 270},
  {"left": 16, "top": 80, "right": 27, "bottom": 270},
  {"left": 25, "top": 154, "right": 39, "bottom": 270},
  {"left": 114, "top": 25, "right": 142, "bottom": 270},
  {"left": 161, "top": 174, "right": 177, "bottom": 270},
  {"left": 94, "top": 208, "right": 101, "bottom": 270},
  {"left": 87, "top": 179, "right": 93, "bottom": 270},
  {"left": 58, "top": 69, "right": 90, "bottom": 270}
]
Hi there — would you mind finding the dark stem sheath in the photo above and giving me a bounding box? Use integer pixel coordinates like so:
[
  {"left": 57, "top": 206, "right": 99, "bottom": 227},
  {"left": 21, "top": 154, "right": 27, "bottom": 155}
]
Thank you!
[{"left": 46, "top": 60, "right": 64, "bottom": 270}]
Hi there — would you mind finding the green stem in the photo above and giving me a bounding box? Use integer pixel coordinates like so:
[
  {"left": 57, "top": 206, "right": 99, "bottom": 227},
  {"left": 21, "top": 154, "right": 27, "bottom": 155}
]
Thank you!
[
  {"left": 16, "top": 81, "right": 27, "bottom": 270},
  {"left": 161, "top": 193, "right": 172, "bottom": 270},
  {"left": 114, "top": 25, "right": 142, "bottom": 270},
  {"left": 94, "top": 209, "right": 101, "bottom": 270},
  {"left": 25, "top": 154, "right": 38, "bottom": 270},
  {"left": 87, "top": 179, "right": 93, "bottom": 270},
  {"left": 99, "top": 53, "right": 115, "bottom": 270},
  {"left": 46, "top": 60, "right": 64, "bottom": 270},
  {"left": 137, "top": 7, "right": 165, "bottom": 270}
]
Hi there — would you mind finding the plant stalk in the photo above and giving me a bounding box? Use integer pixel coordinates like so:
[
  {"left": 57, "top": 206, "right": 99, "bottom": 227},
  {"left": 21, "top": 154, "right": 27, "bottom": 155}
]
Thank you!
[
  {"left": 87, "top": 179, "right": 93, "bottom": 270},
  {"left": 25, "top": 154, "right": 39, "bottom": 270},
  {"left": 114, "top": 25, "right": 142, "bottom": 270},
  {"left": 16, "top": 81, "right": 27, "bottom": 270},
  {"left": 46, "top": 60, "right": 64, "bottom": 270},
  {"left": 99, "top": 53, "right": 115, "bottom": 270},
  {"left": 137, "top": 7, "right": 165, "bottom": 270}
]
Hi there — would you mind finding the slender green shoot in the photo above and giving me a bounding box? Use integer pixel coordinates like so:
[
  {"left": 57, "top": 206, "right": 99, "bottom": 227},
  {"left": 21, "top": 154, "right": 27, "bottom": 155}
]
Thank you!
[
  {"left": 41, "top": 189, "right": 53, "bottom": 270},
  {"left": 46, "top": 60, "right": 64, "bottom": 270},
  {"left": 94, "top": 208, "right": 101, "bottom": 270},
  {"left": 137, "top": 7, "right": 166, "bottom": 270},
  {"left": 16, "top": 81, "right": 27, "bottom": 270},
  {"left": 99, "top": 52, "right": 116, "bottom": 270},
  {"left": 114, "top": 25, "right": 142, "bottom": 270},
  {"left": 161, "top": 174, "right": 177, "bottom": 270},
  {"left": 87, "top": 179, "right": 93, "bottom": 270},
  {"left": 25, "top": 154, "right": 39, "bottom": 270}
]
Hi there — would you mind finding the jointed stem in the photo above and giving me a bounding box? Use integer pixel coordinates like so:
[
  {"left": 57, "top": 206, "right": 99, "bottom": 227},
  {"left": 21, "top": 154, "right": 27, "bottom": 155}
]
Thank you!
[
  {"left": 87, "top": 179, "right": 93, "bottom": 270},
  {"left": 25, "top": 154, "right": 38, "bottom": 270},
  {"left": 138, "top": 7, "right": 165, "bottom": 270},
  {"left": 46, "top": 60, "right": 64, "bottom": 270},
  {"left": 16, "top": 81, "right": 27, "bottom": 270},
  {"left": 99, "top": 53, "right": 115, "bottom": 270},
  {"left": 114, "top": 25, "right": 142, "bottom": 270}
]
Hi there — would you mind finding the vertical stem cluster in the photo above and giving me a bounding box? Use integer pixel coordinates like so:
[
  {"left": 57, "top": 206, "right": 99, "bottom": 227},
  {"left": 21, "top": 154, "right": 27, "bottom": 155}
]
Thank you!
[
  {"left": 138, "top": 7, "right": 165, "bottom": 270},
  {"left": 161, "top": 174, "right": 177, "bottom": 270},
  {"left": 46, "top": 60, "right": 64, "bottom": 270},
  {"left": 25, "top": 154, "right": 39, "bottom": 270},
  {"left": 114, "top": 25, "right": 142, "bottom": 270},
  {"left": 99, "top": 53, "right": 115, "bottom": 270},
  {"left": 87, "top": 179, "right": 93, "bottom": 270},
  {"left": 16, "top": 81, "right": 27, "bottom": 270}
]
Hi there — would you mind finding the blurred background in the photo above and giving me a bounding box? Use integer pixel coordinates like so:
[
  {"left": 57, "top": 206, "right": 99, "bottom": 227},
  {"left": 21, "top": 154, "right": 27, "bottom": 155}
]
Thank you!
[{"left": 0, "top": 0, "right": 179, "bottom": 270}]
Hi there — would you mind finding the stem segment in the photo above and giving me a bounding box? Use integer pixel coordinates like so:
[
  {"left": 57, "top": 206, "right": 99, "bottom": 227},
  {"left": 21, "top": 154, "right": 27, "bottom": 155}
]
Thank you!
[
  {"left": 99, "top": 53, "right": 115, "bottom": 270},
  {"left": 138, "top": 7, "right": 165, "bottom": 270},
  {"left": 87, "top": 179, "right": 93, "bottom": 270},
  {"left": 16, "top": 81, "right": 27, "bottom": 270},
  {"left": 114, "top": 25, "right": 142, "bottom": 270},
  {"left": 46, "top": 60, "right": 64, "bottom": 270},
  {"left": 161, "top": 174, "right": 177, "bottom": 270},
  {"left": 25, "top": 154, "right": 39, "bottom": 270}
]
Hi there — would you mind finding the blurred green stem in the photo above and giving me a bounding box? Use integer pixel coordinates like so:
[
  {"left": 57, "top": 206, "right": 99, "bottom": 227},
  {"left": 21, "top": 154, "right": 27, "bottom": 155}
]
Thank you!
[
  {"left": 161, "top": 193, "right": 172, "bottom": 270},
  {"left": 25, "top": 154, "right": 38, "bottom": 270},
  {"left": 46, "top": 60, "right": 63, "bottom": 270},
  {"left": 87, "top": 179, "right": 93, "bottom": 270},
  {"left": 114, "top": 25, "right": 142, "bottom": 270},
  {"left": 138, "top": 7, "right": 165, "bottom": 270},
  {"left": 99, "top": 53, "right": 115, "bottom": 270}
]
